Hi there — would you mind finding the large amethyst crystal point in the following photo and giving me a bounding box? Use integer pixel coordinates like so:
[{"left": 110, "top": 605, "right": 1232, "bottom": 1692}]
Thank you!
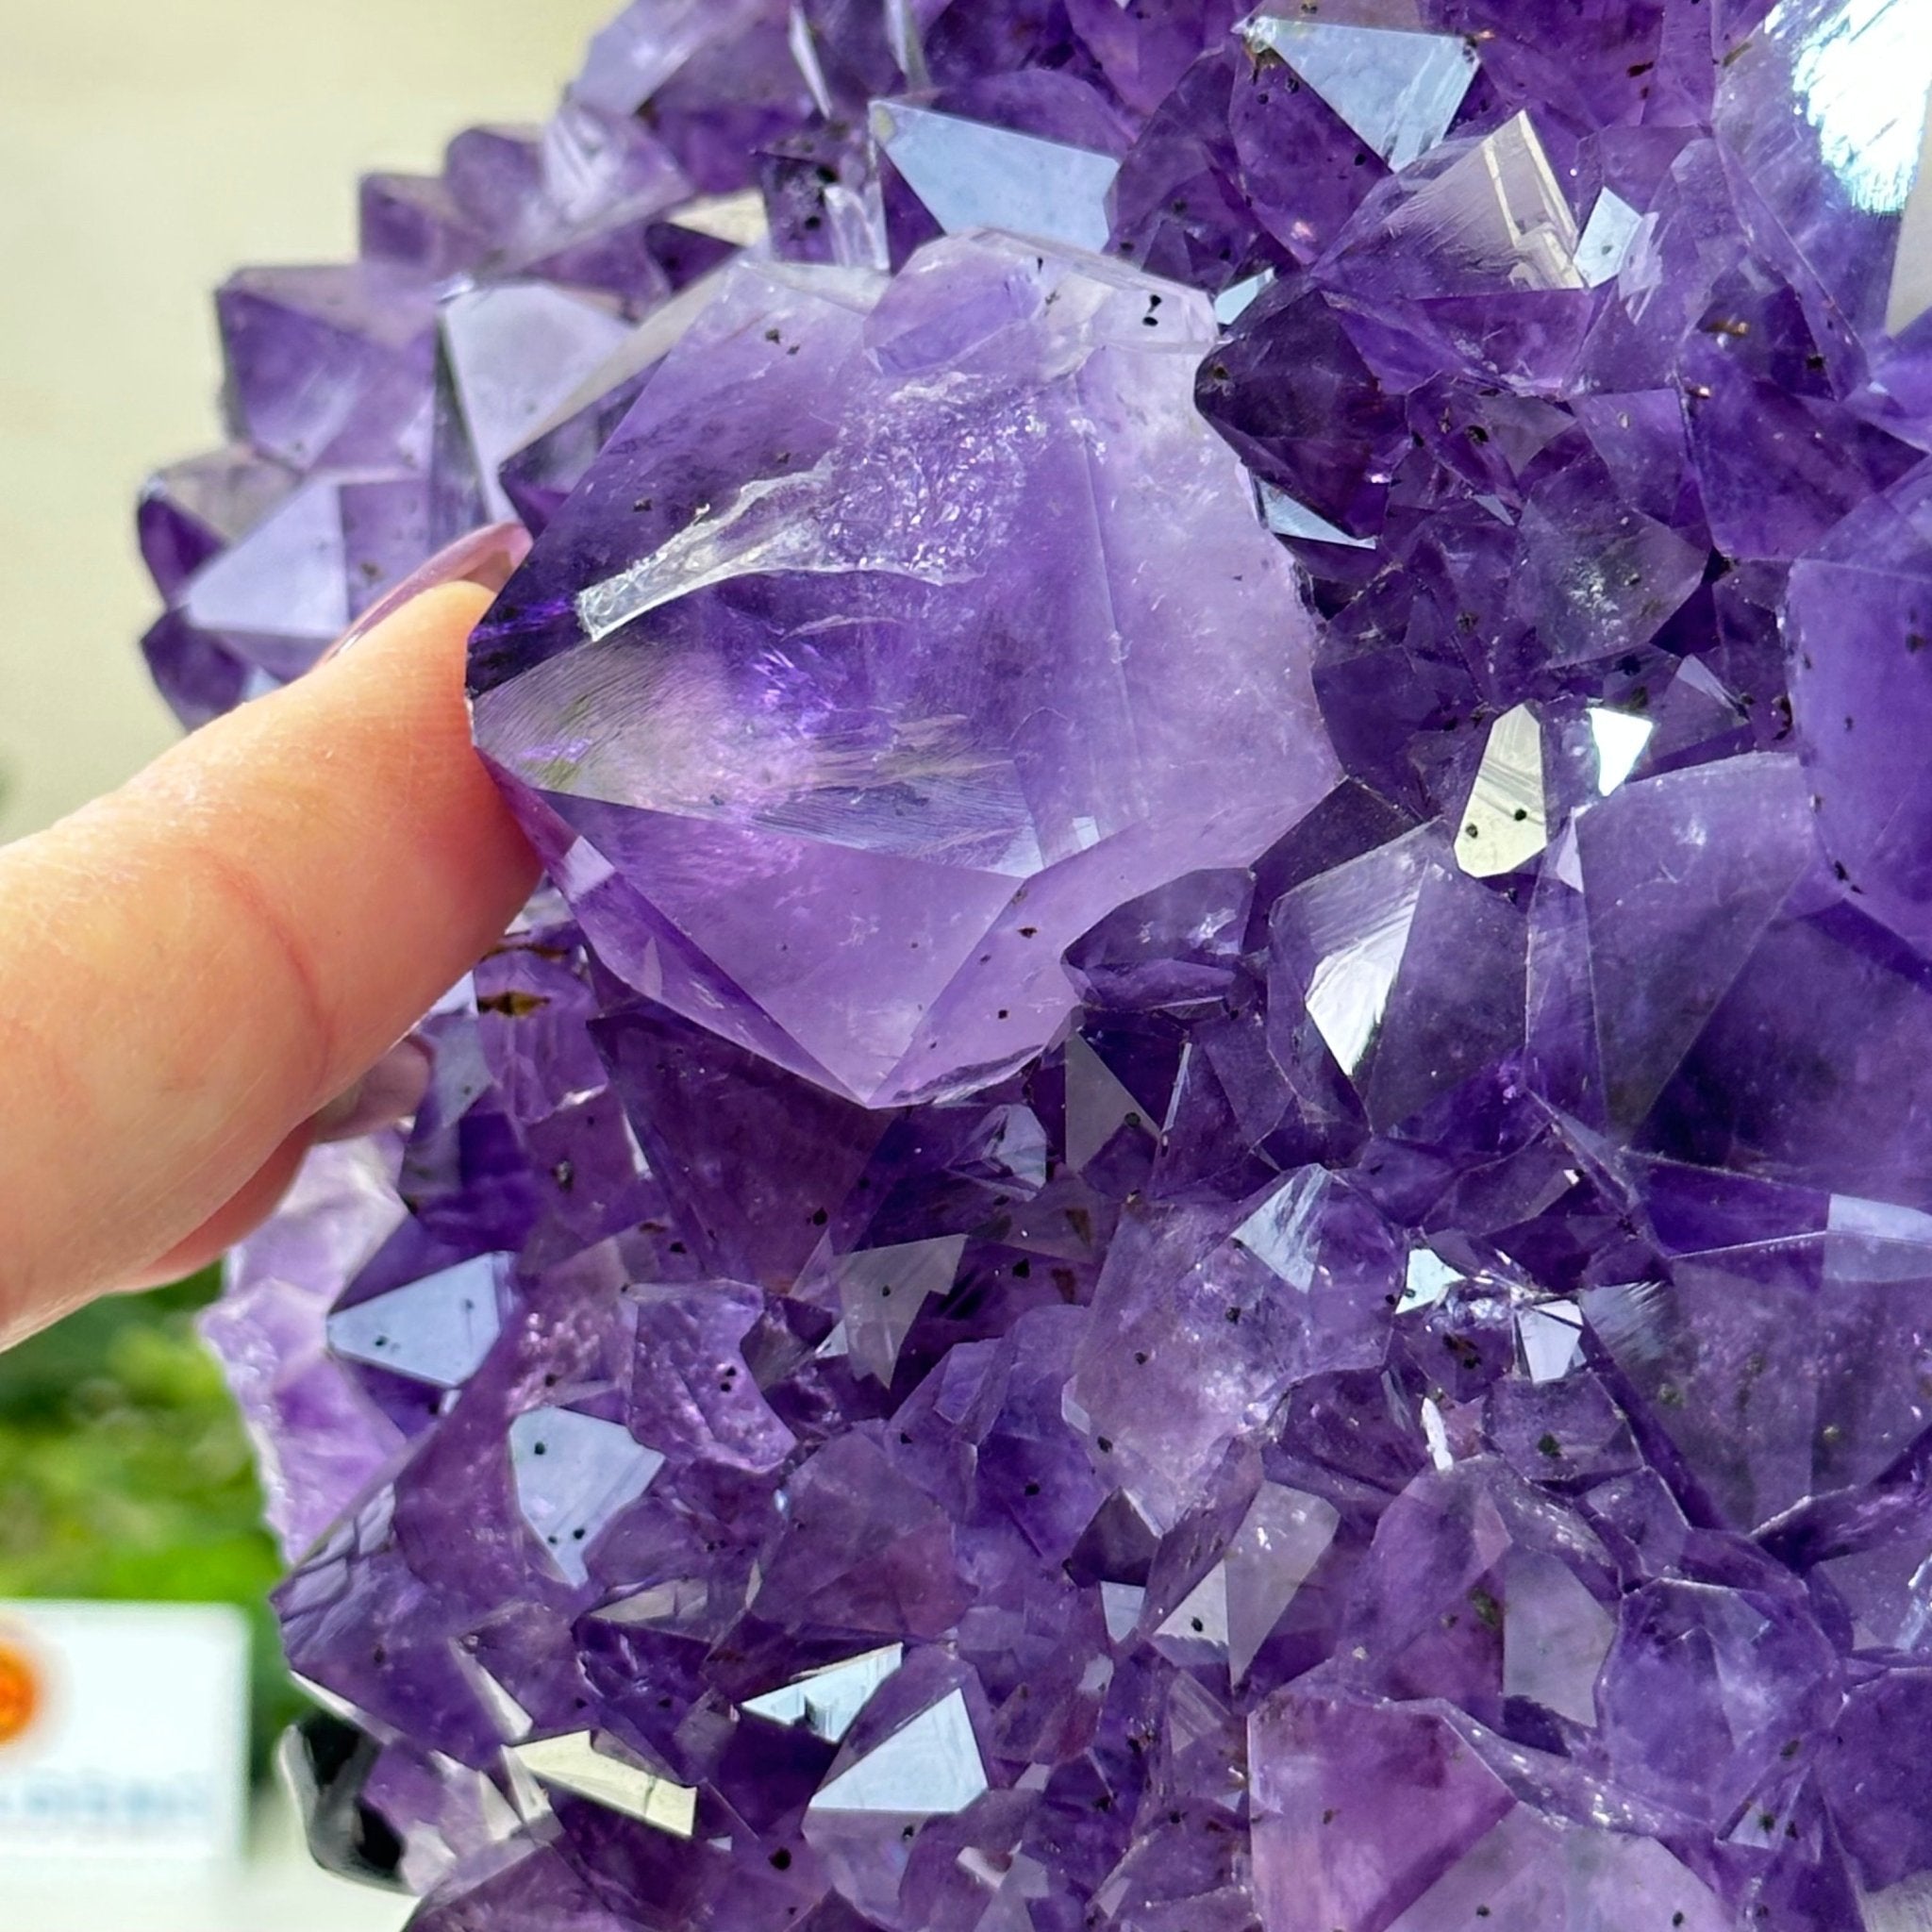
[
  {"left": 131, "top": 0, "right": 1932, "bottom": 1928},
  {"left": 469, "top": 234, "right": 1336, "bottom": 1105}
]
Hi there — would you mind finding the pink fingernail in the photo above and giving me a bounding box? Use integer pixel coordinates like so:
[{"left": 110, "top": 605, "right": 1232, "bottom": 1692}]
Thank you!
[
  {"left": 311, "top": 1039, "right": 434, "bottom": 1143},
  {"left": 321, "top": 522, "right": 534, "bottom": 666}
]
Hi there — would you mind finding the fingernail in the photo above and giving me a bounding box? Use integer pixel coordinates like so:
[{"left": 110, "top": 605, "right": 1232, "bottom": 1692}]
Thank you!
[
  {"left": 322, "top": 522, "right": 534, "bottom": 666},
  {"left": 311, "top": 1039, "right": 434, "bottom": 1143}
]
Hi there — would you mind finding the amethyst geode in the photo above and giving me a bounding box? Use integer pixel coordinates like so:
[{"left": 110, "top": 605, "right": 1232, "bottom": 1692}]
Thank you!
[{"left": 145, "top": 2, "right": 1932, "bottom": 1928}]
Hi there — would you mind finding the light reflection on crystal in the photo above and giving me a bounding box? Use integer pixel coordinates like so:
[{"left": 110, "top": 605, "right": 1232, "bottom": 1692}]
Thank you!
[
  {"left": 1258, "top": 479, "right": 1378, "bottom": 548},
  {"left": 1101, "top": 1582, "right": 1145, "bottom": 1644},
  {"left": 325, "top": 1254, "right": 507, "bottom": 1388},
  {"left": 1214, "top": 269, "right": 1275, "bottom": 325},
  {"left": 1575, "top": 189, "right": 1644, "bottom": 289},
  {"left": 787, "top": 4, "right": 835, "bottom": 119},
  {"left": 183, "top": 477, "right": 353, "bottom": 661},
  {"left": 1292, "top": 831, "right": 1431, "bottom": 1075},
  {"left": 1154, "top": 1564, "right": 1230, "bottom": 1662},
  {"left": 743, "top": 1645, "right": 904, "bottom": 1740},
  {"left": 884, "top": 0, "right": 927, "bottom": 92},
  {"left": 1586, "top": 708, "right": 1653, "bottom": 795},
  {"left": 1420, "top": 1397, "right": 1456, "bottom": 1470},
  {"left": 1786, "top": 0, "right": 1932, "bottom": 214},
  {"left": 1231, "top": 1169, "right": 1331, "bottom": 1287},
  {"left": 509, "top": 1733, "right": 698, "bottom": 1836},
  {"left": 1501, "top": 1549, "right": 1612, "bottom": 1726},
  {"left": 455, "top": 1653, "right": 536, "bottom": 1744},
  {"left": 1225, "top": 1484, "right": 1340, "bottom": 1683},
  {"left": 1890, "top": 97, "right": 1932, "bottom": 331},
  {"left": 808, "top": 1688, "right": 990, "bottom": 1816},
  {"left": 1515, "top": 1301, "right": 1584, "bottom": 1384},
  {"left": 1384, "top": 112, "right": 1585, "bottom": 292},
  {"left": 1386, "top": 1806, "right": 1729, "bottom": 1931},
  {"left": 508, "top": 1407, "right": 662, "bottom": 1585},
  {"left": 871, "top": 101, "right": 1120, "bottom": 254},
  {"left": 1457, "top": 705, "right": 1547, "bottom": 878},
  {"left": 833, "top": 1237, "right": 968, "bottom": 1385},
  {"left": 1828, "top": 1192, "right": 1932, "bottom": 1241},
  {"left": 1239, "top": 14, "right": 1478, "bottom": 170},
  {"left": 1399, "top": 1248, "right": 1460, "bottom": 1314},
  {"left": 592, "top": 1576, "right": 709, "bottom": 1626},
  {"left": 672, "top": 189, "right": 772, "bottom": 246},
  {"left": 441, "top": 286, "right": 635, "bottom": 525}
]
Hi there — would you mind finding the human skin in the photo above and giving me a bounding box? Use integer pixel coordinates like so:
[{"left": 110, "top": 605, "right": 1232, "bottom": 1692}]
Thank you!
[{"left": 0, "top": 579, "right": 539, "bottom": 1347}]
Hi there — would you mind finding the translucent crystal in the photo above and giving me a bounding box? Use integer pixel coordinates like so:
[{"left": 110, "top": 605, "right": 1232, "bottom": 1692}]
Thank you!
[
  {"left": 870, "top": 101, "right": 1121, "bottom": 253},
  {"left": 509, "top": 1733, "right": 698, "bottom": 1836},
  {"left": 325, "top": 1255, "right": 507, "bottom": 1389},
  {"left": 1238, "top": 12, "right": 1477, "bottom": 170}
]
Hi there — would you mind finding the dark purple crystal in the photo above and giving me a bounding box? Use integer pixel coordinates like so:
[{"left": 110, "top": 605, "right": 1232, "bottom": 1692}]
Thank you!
[{"left": 132, "top": 2, "right": 1932, "bottom": 1927}]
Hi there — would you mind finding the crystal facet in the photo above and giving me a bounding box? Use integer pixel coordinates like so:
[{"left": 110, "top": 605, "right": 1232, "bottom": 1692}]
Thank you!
[
  {"left": 470, "top": 235, "right": 1337, "bottom": 1106},
  {"left": 128, "top": 2, "right": 1932, "bottom": 1927}
]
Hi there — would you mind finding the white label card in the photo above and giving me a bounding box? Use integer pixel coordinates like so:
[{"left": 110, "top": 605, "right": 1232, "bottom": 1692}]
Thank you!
[{"left": 0, "top": 1600, "right": 251, "bottom": 1863}]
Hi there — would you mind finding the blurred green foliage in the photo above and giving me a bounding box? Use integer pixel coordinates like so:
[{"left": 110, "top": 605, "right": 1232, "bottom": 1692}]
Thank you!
[{"left": 0, "top": 1273, "right": 301, "bottom": 1778}]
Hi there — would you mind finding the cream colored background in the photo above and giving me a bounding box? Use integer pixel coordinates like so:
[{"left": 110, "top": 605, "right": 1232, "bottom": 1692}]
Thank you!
[
  {"left": 0, "top": 0, "right": 615, "bottom": 843},
  {"left": 0, "top": 3, "right": 608, "bottom": 1924}
]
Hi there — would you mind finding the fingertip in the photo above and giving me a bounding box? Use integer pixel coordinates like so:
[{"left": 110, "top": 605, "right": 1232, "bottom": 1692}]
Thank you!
[
  {"left": 121, "top": 1125, "right": 317, "bottom": 1292},
  {"left": 0, "top": 558, "right": 541, "bottom": 1320}
]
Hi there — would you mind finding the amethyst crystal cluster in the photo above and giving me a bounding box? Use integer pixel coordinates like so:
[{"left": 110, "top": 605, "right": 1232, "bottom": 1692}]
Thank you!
[{"left": 142, "top": 1, "right": 1932, "bottom": 1926}]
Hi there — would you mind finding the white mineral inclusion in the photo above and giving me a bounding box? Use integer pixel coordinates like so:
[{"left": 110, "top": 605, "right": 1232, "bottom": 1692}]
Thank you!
[
  {"left": 744, "top": 1646, "right": 905, "bottom": 1741},
  {"left": 808, "top": 1688, "right": 990, "bottom": 1816},
  {"left": 509, "top": 1407, "right": 664, "bottom": 1586}
]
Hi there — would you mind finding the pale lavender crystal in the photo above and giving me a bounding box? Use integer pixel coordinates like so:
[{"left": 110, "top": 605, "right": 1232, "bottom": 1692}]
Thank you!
[
  {"left": 202, "top": 1138, "right": 409, "bottom": 1558},
  {"left": 470, "top": 234, "right": 1338, "bottom": 1106},
  {"left": 128, "top": 1, "right": 1932, "bottom": 1928}
]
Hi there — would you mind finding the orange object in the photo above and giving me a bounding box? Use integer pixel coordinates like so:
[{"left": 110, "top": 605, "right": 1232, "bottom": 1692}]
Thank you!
[{"left": 0, "top": 1637, "right": 40, "bottom": 1748}]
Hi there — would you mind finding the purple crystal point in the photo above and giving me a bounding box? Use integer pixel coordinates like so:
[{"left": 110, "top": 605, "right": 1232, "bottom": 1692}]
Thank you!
[
  {"left": 471, "top": 234, "right": 1337, "bottom": 1105},
  {"left": 1714, "top": 0, "right": 1932, "bottom": 360},
  {"left": 1790, "top": 457, "right": 1932, "bottom": 955},
  {"left": 202, "top": 1139, "right": 409, "bottom": 1559},
  {"left": 133, "top": 0, "right": 1932, "bottom": 1925}
]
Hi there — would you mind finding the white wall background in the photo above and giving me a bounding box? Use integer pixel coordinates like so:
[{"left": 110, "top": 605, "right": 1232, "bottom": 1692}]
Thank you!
[{"left": 0, "top": 0, "right": 617, "bottom": 842}]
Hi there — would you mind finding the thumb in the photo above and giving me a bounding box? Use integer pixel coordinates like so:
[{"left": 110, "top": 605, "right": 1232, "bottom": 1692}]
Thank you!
[{"left": 0, "top": 537, "right": 540, "bottom": 1343}]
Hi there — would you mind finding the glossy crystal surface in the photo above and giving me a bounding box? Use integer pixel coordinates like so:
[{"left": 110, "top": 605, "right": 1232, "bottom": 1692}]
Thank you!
[{"left": 132, "top": 2, "right": 1932, "bottom": 1928}]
